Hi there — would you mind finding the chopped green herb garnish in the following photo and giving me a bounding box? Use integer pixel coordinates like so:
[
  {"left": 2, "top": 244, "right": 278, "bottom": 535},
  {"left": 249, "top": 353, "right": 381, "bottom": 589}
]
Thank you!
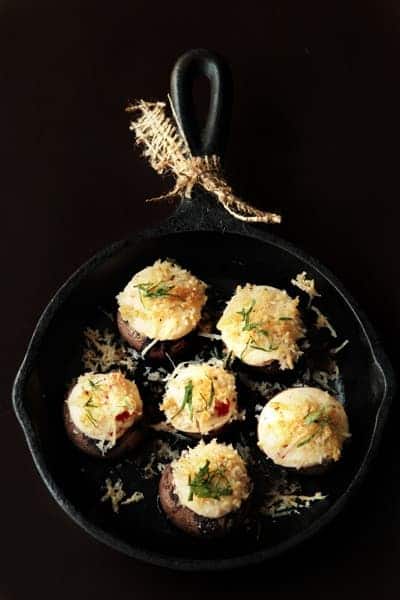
[
  {"left": 240, "top": 337, "right": 251, "bottom": 360},
  {"left": 304, "top": 409, "right": 324, "bottom": 425},
  {"left": 296, "top": 431, "right": 319, "bottom": 447},
  {"left": 250, "top": 342, "right": 279, "bottom": 352},
  {"left": 279, "top": 317, "right": 293, "bottom": 321},
  {"left": 237, "top": 301, "right": 281, "bottom": 359},
  {"left": 249, "top": 343, "right": 271, "bottom": 353},
  {"left": 172, "top": 380, "right": 194, "bottom": 420},
  {"left": 296, "top": 407, "right": 331, "bottom": 447},
  {"left": 134, "top": 281, "right": 181, "bottom": 306},
  {"left": 85, "top": 408, "right": 98, "bottom": 428},
  {"left": 83, "top": 379, "right": 104, "bottom": 427},
  {"left": 188, "top": 460, "right": 233, "bottom": 501},
  {"left": 223, "top": 350, "right": 235, "bottom": 369},
  {"left": 204, "top": 378, "right": 215, "bottom": 408},
  {"left": 88, "top": 379, "right": 102, "bottom": 390},
  {"left": 237, "top": 300, "right": 262, "bottom": 331}
]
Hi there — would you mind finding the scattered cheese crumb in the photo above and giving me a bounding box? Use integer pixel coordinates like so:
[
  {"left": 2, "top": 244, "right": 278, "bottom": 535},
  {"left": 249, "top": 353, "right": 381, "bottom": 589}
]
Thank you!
[
  {"left": 239, "top": 373, "right": 284, "bottom": 399},
  {"left": 82, "top": 327, "right": 138, "bottom": 372},
  {"left": 121, "top": 491, "right": 144, "bottom": 505},
  {"left": 331, "top": 339, "right": 349, "bottom": 354},
  {"left": 101, "top": 478, "right": 126, "bottom": 513},
  {"left": 141, "top": 440, "right": 180, "bottom": 479},
  {"left": 197, "top": 332, "right": 223, "bottom": 340},
  {"left": 235, "top": 442, "right": 253, "bottom": 463},
  {"left": 291, "top": 271, "right": 320, "bottom": 305},
  {"left": 261, "top": 491, "right": 326, "bottom": 518},
  {"left": 96, "top": 439, "right": 115, "bottom": 456},
  {"left": 311, "top": 306, "right": 337, "bottom": 338},
  {"left": 101, "top": 478, "right": 144, "bottom": 512},
  {"left": 141, "top": 337, "right": 160, "bottom": 359}
]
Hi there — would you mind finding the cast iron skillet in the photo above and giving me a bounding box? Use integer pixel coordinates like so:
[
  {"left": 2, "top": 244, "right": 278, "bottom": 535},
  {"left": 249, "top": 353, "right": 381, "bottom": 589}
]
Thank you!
[{"left": 13, "top": 48, "right": 396, "bottom": 571}]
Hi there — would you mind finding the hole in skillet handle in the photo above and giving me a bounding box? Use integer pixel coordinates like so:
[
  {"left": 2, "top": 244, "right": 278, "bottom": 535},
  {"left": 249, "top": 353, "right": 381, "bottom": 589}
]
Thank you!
[{"left": 170, "top": 48, "right": 233, "bottom": 159}]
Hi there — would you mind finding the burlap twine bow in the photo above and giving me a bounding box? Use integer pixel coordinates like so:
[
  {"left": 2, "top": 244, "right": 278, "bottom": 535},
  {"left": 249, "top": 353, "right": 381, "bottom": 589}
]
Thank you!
[{"left": 126, "top": 99, "right": 281, "bottom": 224}]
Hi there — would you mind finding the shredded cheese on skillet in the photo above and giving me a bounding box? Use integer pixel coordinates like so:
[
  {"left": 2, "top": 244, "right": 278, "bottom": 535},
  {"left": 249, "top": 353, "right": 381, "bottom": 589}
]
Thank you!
[
  {"left": 101, "top": 478, "right": 144, "bottom": 513},
  {"left": 291, "top": 271, "right": 320, "bottom": 305},
  {"left": 82, "top": 327, "right": 138, "bottom": 372},
  {"left": 311, "top": 306, "right": 337, "bottom": 338}
]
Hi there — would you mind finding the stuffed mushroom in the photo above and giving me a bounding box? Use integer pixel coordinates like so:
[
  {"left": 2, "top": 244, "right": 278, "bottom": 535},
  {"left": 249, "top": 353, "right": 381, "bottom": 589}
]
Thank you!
[
  {"left": 217, "top": 284, "right": 305, "bottom": 371},
  {"left": 64, "top": 371, "right": 144, "bottom": 458},
  {"left": 116, "top": 259, "right": 207, "bottom": 361},
  {"left": 160, "top": 361, "right": 239, "bottom": 436},
  {"left": 257, "top": 386, "right": 350, "bottom": 472},
  {"left": 159, "top": 439, "right": 251, "bottom": 537}
]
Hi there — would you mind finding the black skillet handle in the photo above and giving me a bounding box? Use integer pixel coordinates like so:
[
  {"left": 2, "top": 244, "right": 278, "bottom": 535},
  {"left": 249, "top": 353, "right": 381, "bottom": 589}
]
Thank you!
[{"left": 170, "top": 49, "right": 233, "bottom": 158}]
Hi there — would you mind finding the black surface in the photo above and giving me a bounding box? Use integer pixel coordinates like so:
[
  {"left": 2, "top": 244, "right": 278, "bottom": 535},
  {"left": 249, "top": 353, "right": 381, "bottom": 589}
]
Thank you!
[
  {"left": 12, "top": 191, "right": 395, "bottom": 569},
  {"left": 2, "top": 0, "right": 400, "bottom": 598}
]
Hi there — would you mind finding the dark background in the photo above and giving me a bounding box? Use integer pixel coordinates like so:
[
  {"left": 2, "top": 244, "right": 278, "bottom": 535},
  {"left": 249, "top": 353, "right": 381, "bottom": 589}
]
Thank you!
[{"left": 1, "top": 0, "right": 399, "bottom": 598}]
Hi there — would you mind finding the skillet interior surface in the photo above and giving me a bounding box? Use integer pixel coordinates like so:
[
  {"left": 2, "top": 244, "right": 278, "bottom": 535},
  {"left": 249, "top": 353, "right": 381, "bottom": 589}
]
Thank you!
[{"left": 13, "top": 211, "right": 394, "bottom": 570}]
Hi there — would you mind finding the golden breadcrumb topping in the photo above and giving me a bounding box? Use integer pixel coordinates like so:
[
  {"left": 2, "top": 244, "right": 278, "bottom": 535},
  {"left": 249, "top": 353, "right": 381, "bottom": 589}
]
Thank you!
[
  {"left": 217, "top": 284, "right": 305, "bottom": 369},
  {"left": 171, "top": 439, "right": 251, "bottom": 518},
  {"left": 116, "top": 259, "right": 207, "bottom": 341}
]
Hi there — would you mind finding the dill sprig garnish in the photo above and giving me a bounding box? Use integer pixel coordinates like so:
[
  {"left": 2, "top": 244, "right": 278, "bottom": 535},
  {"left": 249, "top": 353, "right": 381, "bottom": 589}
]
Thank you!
[
  {"left": 134, "top": 280, "right": 181, "bottom": 306},
  {"left": 83, "top": 378, "right": 103, "bottom": 428},
  {"left": 296, "top": 407, "right": 331, "bottom": 447},
  {"left": 188, "top": 460, "right": 233, "bottom": 501},
  {"left": 240, "top": 336, "right": 279, "bottom": 360},
  {"left": 172, "top": 380, "right": 194, "bottom": 420},
  {"left": 237, "top": 299, "right": 261, "bottom": 331},
  {"left": 237, "top": 300, "right": 280, "bottom": 360}
]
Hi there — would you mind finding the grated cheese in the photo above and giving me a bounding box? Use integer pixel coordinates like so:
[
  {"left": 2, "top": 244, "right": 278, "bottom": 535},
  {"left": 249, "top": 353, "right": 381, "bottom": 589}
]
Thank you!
[
  {"left": 101, "top": 479, "right": 125, "bottom": 513},
  {"left": 261, "top": 490, "right": 326, "bottom": 518},
  {"left": 331, "top": 339, "right": 349, "bottom": 354},
  {"left": 311, "top": 306, "right": 337, "bottom": 338},
  {"left": 291, "top": 272, "right": 320, "bottom": 306},
  {"left": 197, "top": 332, "right": 223, "bottom": 340},
  {"left": 82, "top": 327, "right": 138, "bottom": 373},
  {"left": 141, "top": 439, "right": 180, "bottom": 479},
  {"left": 140, "top": 337, "right": 160, "bottom": 359},
  {"left": 239, "top": 373, "right": 284, "bottom": 399},
  {"left": 101, "top": 478, "right": 144, "bottom": 512},
  {"left": 121, "top": 491, "right": 144, "bottom": 505}
]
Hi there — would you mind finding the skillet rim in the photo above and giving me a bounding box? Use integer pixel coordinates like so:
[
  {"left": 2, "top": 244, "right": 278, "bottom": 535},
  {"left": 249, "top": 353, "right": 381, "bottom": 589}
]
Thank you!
[{"left": 12, "top": 208, "right": 396, "bottom": 571}]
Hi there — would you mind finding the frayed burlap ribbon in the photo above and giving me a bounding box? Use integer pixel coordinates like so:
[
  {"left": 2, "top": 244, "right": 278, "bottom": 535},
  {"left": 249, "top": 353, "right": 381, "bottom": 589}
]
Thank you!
[{"left": 126, "top": 100, "right": 281, "bottom": 224}]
